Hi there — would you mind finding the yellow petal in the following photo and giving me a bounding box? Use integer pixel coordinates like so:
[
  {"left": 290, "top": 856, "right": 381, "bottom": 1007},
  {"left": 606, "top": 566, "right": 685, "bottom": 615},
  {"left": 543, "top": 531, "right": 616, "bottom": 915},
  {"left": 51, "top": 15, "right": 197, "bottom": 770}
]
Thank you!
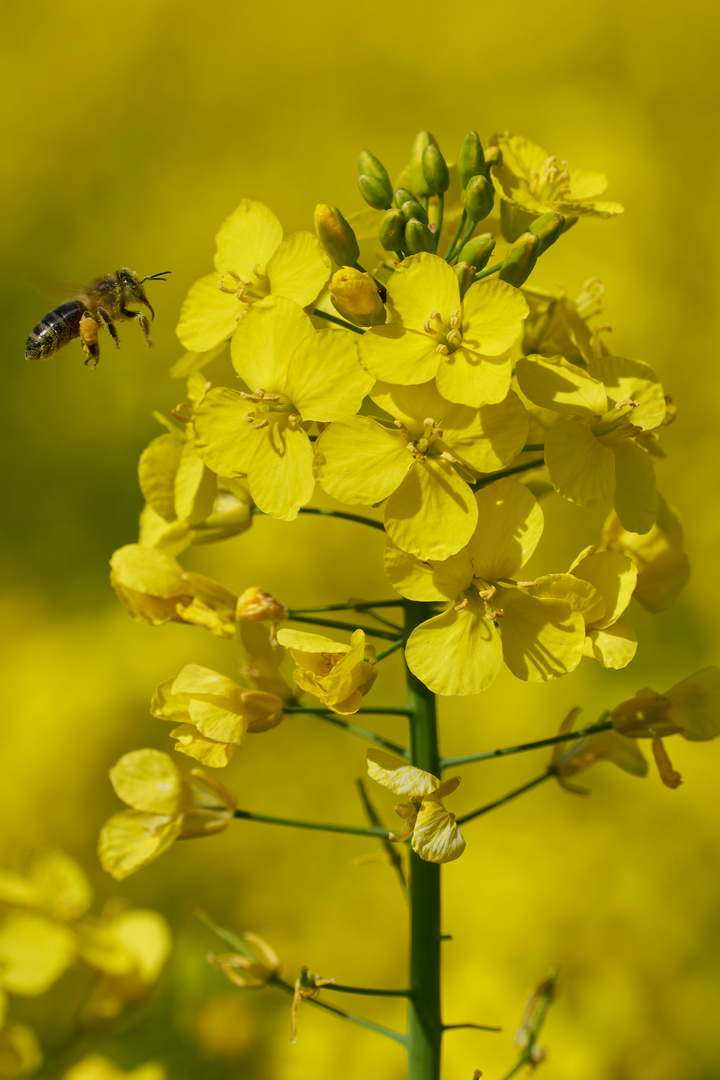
[
  {"left": 385, "top": 253, "right": 460, "bottom": 332},
  {"left": 214, "top": 199, "right": 283, "bottom": 276},
  {"left": 170, "top": 724, "right": 237, "bottom": 767},
  {"left": 385, "top": 457, "right": 478, "bottom": 561},
  {"left": 276, "top": 628, "right": 350, "bottom": 655},
  {"left": 247, "top": 421, "right": 314, "bottom": 520},
  {"left": 411, "top": 798, "right": 466, "bottom": 864},
  {"left": 612, "top": 439, "right": 658, "bottom": 534},
  {"left": 28, "top": 850, "right": 92, "bottom": 922},
  {"left": 405, "top": 597, "right": 503, "bottom": 696},
  {"left": 175, "top": 440, "right": 216, "bottom": 524},
  {"left": 666, "top": 668, "right": 720, "bottom": 741},
  {"left": 366, "top": 749, "right": 440, "bottom": 796},
  {"left": 436, "top": 349, "right": 512, "bottom": 407},
  {"left": 461, "top": 278, "right": 528, "bottom": 356},
  {"left": 193, "top": 387, "right": 258, "bottom": 478},
  {"left": 570, "top": 550, "right": 637, "bottom": 628},
  {"left": 440, "top": 391, "right": 529, "bottom": 473},
  {"left": 584, "top": 621, "right": 637, "bottom": 668},
  {"left": 314, "top": 417, "right": 412, "bottom": 505},
  {"left": 230, "top": 295, "right": 313, "bottom": 391},
  {"left": 497, "top": 586, "right": 586, "bottom": 682},
  {"left": 359, "top": 322, "right": 441, "bottom": 385},
  {"left": 98, "top": 812, "right": 182, "bottom": 881},
  {"left": 590, "top": 355, "right": 666, "bottom": 431},
  {"left": 109, "top": 749, "right": 186, "bottom": 814},
  {"left": 176, "top": 273, "right": 241, "bottom": 352},
  {"left": 0, "top": 912, "right": 75, "bottom": 994},
  {"left": 138, "top": 433, "right": 184, "bottom": 522},
  {"left": 285, "top": 329, "right": 373, "bottom": 421},
  {"left": 467, "top": 478, "right": 543, "bottom": 581},
  {"left": 545, "top": 418, "right": 615, "bottom": 508},
  {"left": 383, "top": 539, "right": 472, "bottom": 602},
  {"left": 266, "top": 231, "right": 330, "bottom": 307},
  {"left": 515, "top": 355, "right": 607, "bottom": 418}
]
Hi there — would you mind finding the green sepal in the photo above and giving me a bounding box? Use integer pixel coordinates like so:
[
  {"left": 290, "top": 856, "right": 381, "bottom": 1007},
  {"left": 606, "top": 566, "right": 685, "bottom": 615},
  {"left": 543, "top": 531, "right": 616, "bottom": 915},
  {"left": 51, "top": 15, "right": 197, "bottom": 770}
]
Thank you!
[
  {"left": 498, "top": 232, "right": 540, "bottom": 287},
  {"left": 404, "top": 218, "right": 437, "bottom": 254},
  {"left": 422, "top": 145, "right": 450, "bottom": 194},
  {"left": 409, "top": 131, "right": 438, "bottom": 197},
  {"left": 457, "top": 233, "right": 495, "bottom": 272},
  {"left": 457, "top": 132, "right": 486, "bottom": 189},
  {"left": 453, "top": 261, "right": 476, "bottom": 300},
  {"left": 400, "top": 199, "right": 428, "bottom": 225},
  {"left": 359, "top": 174, "right": 393, "bottom": 210},
  {"left": 378, "top": 208, "right": 406, "bottom": 252},
  {"left": 463, "top": 175, "right": 494, "bottom": 223},
  {"left": 527, "top": 211, "right": 565, "bottom": 255}
]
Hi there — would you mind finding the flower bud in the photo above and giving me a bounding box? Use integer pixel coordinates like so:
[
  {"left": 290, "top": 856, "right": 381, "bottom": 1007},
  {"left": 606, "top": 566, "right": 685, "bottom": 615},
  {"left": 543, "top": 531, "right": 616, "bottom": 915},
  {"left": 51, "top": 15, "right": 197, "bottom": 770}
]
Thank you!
[
  {"left": 422, "top": 145, "right": 450, "bottom": 194},
  {"left": 378, "top": 208, "right": 406, "bottom": 252},
  {"left": 358, "top": 174, "right": 393, "bottom": 210},
  {"left": 457, "top": 131, "right": 486, "bottom": 189},
  {"left": 463, "top": 175, "right": 494, "bottom": 222},
  {"left": 314, "top": 204, "right": 360, "bottom": 267},
  {"left": 527, "top": 211, "right": 565, "bottom": 255},
  {"left": 484, "top": 145, "right": 502, "bottom": 168},
  {"left": 454, "top": 261, "right": 475, "bottom": 300},
  {"left": 409, "top": 131, "right": 438, "bottom": 197},
  {"left": 400, "top": 199, "right": 428, "bottom": 225},
  {"left": 457, "top": 233, "right": 496, "bottom": 272},
  {"left": 357, "top": 149, "right": 392, "bottom": 190},
  {"left": 404, "top": 218, "right": 436, "bottom": 254},
  {"left": 236, "top": 587, "right": 289, "bottom": 623},
  {"left": 393, "top": 187, "right": 417, "bottom": 209},
  {"left": 329, "top": 267, "right": 386, "bottom": 327},
  {"left": 498, "top": 232, "right": 539, "bottom": 287}
]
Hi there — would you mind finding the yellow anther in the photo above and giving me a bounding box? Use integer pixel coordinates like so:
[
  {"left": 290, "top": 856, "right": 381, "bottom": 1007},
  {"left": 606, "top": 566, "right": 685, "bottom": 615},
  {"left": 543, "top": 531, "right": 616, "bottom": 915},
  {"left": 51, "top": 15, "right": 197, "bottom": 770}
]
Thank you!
[
  {"left": 253, "top": 419, "right": 270, "bottom": 430},
  {"left": 614, "top": 398, "right": 639, "bottom": 411},
  {"left": 217, "top": 270, "right": 241, "bottom": 293},
  {"left": 478, "top": 585, "right": 497, "bottom": 602},
  {"left": 252, "top": 262, "right": 269, "bottom": 280},
  {"left": 446, "top": 329, "right": 463, "bottom": 347},
  {"left": 240, "top": 390, "right": 262, "bottom": 402},
  {"left": 436, "top": 344, "right": 449, "bottom": 356},
  {"left": 455, "top": 597, "right": 470, "bottom": 611},
  {"left": 449, "top": 310, "right": 461, "bottom": 329},
  {"left": 440, "top": 451, "right": 457, "bottom": 464},
  {"left": 515, "top": 579, "right": 537, "bottom": 588}
]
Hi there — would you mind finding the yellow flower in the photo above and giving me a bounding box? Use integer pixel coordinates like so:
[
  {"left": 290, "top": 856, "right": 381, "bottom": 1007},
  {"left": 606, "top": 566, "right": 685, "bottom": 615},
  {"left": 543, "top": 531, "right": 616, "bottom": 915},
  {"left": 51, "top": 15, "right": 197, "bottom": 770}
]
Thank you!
[
  {"left": 0, "top": 912, "right": 76, "bottom": 997},
  {"left": 275, "top": 628, "right": 376, "bottom": 715},
  {"left": 208, "top": 932, "right": 281, "bottom": 990},
  {"left": 62, "top": 1055, "right": 165, "bottom": 1080},
  {"left": 193, "top": 297, "right": 373, "bottom": 520},
  {"left": 110, "top": 545, "right": 238, "bottom": 638},
  {"left": 600, "top": 497, "right": 690, "bottom": 612},
  {"left": 515, "top": 353, "right": 666, "bottom": 533},
  {"left": 176, "top": 199, "right": 330, "bottom": 353},
  {"left": 521, "top": 280, "right": 606, "bottom": 365},
  {"left": 0, "top": 850, "right": 92, "bottom": 923},
  {"left": 611, "top": 668, "right": 720, "bottom": 788},
  {"left": 315, "top": 380, "right": 528, "bottom": 561},
  {"left": 359, "top": 253, "right": 528, "bottom": 407},
  {"left": 98, "top": 750, "right": 236, "bottom": 880},
  {"left": 386, "top": 478, "right": 594, "bottom": 696},
  {"left": 366, "top": 750, "right": 465, "bottom": 864},
  {"left": 550, "top": 707, "right": 648, "bottom": 794},
  {"left": 151, "top": 663, "right": 284, "bottom": 767},
  {"left": 568, "top": 546, "right": 638, "bottom": 669}
]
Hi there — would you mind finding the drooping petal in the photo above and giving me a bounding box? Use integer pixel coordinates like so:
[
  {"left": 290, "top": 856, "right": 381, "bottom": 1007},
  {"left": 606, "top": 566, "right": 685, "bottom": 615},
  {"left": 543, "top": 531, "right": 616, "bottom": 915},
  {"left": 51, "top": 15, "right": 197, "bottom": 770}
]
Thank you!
[
  {"left": 171, "top": 663, "right": 241, "bottom": 701},
  {"left": 247, "top": 421, "right": 315, "bottom": 520},
  {"left": 466, "top": 478, "right": 544, "bottom": 581},
  {"left": 366, "top": 749, "right": 440, "bottom": 797},
  {"left": 666, "top": 668, "right": 720, "bottom": 741},
  {"left": 411, "top": 798, "right": 466, "bottom": 863},
  {"left": 545, "top": 418, "right": 615, "bottom": 508},
  {"left": 515, "top": 355, "right": 607, "bottom": 418},
  {"left": 214, "top": 200, "right": 283, "bottom": 277},
  {"left": 285, "top": 329, "right": 373, "bottom": 421},
  {"left": 176, "top": 273, "right": 241, "bottom": 352},
  {"left": 497, "top": 585, "right": 586, "bottom": 682},
  {"left": 461, "top": 278, "right": 529, "bottom": 357},
  {"left": 405, "top": 596, "right": 503, "bottom": 696},
  {"left": 169, "top": 724, "right": 236, "bottom": 767},
  {"left": 384, "top": 457, "right": 478, "bottom": 561},
  {"left": 266, "top": 231, "right": 330, "bottom": 308},
  {"left": 314, "top": 417, "right": 412, "bottom": 505},
  {"left": 138, "top": 433, "right": 184, "bottom": 522}
]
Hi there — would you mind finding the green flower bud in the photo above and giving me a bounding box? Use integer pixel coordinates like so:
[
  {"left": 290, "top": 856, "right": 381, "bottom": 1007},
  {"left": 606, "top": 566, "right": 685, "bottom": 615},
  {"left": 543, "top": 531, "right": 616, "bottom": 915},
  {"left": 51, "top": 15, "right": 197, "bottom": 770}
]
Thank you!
[
  {"left": 378, "top": 208, "right": 406, "bottom": 252},
  {"left": 357, "top": 150, "right": 392, "bottom": 188},
  {"left": 393, "top": 187, "right": 417, "bottom": 209},
  {"left": 358, "top": 174, "right": 393, "bottom": 210},
  {"left": 457, "top": 132, "right": 486, "bottom": 189},
  {"left": 463, "top": 175, "right": 494, "bottom": 223},
  {"left": 421, "top": 145, "right": 450, "bottom": 194},
  {"left": 400, "top": 199, "right": 428, "bottom": 225},
  {"left": 314, "top": 204, "right": 360, "bottom": 266},
  {"left": 453, "top": 261, "right": 476, "bottom": 300},
  {"left": 484, "top": 146, "right": 502, "bottom": 168},
  {"left": 498, "top": 232, "right": 540, "bottom": 287},
  {"left": 527, "top": 211, "right": 565, "bottom": 255},
  {"left": 404, "top": 218, "right": 436, "bottom": 255},
  {"left": 409, "top": 131, "right": 438, "bottom": 197},
  {"left": 457, "top": 233, "right": 496, "bottom": 272}
]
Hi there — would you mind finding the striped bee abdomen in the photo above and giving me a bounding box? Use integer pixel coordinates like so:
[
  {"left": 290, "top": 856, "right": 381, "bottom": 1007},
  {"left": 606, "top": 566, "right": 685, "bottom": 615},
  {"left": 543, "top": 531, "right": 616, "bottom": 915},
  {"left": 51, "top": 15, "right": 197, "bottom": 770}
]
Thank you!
[{"left": 25, "top": 300, "right": 85, "bottom": 360}]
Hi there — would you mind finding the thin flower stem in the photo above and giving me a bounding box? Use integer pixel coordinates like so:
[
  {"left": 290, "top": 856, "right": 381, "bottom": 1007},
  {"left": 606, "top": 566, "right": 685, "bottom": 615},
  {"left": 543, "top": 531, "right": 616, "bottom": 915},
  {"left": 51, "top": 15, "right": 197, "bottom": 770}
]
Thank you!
[
  {"left": 375, "top": 638, "right": 407, "bottom": 662},
  {"left": 356, "top": 778, "right": 409, "bottom": 895},
  {"left": 364, "top": 610, "right": 404, "bottom": 633},
  {"left": 312, "top": 308, "right": 365, "bottom": 335},
  {"left": 434, "top": 194, "right": 444, "bottom": 252},
  {"left": 457, "top": 771, "right": 554, "bottom": 826},
  {"left": 286, "top": 613, "right": 399, "bottom": 640},
  {"left": 441, "top": 718, "right": 613, "bottom": 770},
  {"left": 289, "top": 600, "right": 406, "bottom": 613},
  {"left": 323, "top": 983, "right": 411, "bottom": 997},
  {"left": 473, "top": 457, "right": 545, "bottom": 490},
  {"left": 288, "top": 708, "right": 408, "bottom": 757},
  {"left": 499, "top": 1061, "right": 527, "bottom": 1080},
  {"left": 474, "top": 260, "right": 503, "bottom": 281},
  {"left": 296, "top": 507, "right": 386, "bottom": 531},
  {"left": 443, "top": 210, "right": 467, "bottom": 261},
  {"left": 233, "top": 807, "right": 391, "bottom": 840}
]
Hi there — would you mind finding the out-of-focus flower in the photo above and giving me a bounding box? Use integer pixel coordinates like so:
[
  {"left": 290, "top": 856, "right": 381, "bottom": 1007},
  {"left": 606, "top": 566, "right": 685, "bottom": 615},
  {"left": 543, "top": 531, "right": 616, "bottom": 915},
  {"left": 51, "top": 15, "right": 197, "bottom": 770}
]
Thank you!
[
  {"left": 151, "top": 664, "right": 284, "bottom": 767},
  {"left": 359, "top": 253, "right": 528, "bottom": 407},
  {"left": 0, "top": 912, "right": 76, "bottom": 999},
  {"left": 176, "top": 199, "right": 330, "bottom": 353},
  {"left": 208, "top": 932, "right": 281, "bottom": 990},
  {"left": 98, "top": 750, "right": 236, "bottom": 880},
  {"left": 0, "top": 1023, "right": 42, "bottom": 1079},
  {"left": 366, "top": 750, "right": 465, "bottom": 863},
  {"left": 551, "top": 707, "right": 648, "bottom": 794},
  {"left": 110, "top": 545, "right": 238, "bottom": 638},
  {"left": 276, "top": 628, "right": 376, "bottom": 715},
  {"left": 0, "top": 850, "right": 92, "bottom": 923},
  {"left": 62, "top": 1054, "right": 165, "bottom": 1080},
  {"left": 600, "top": 497, "right": 690, "bottom": 612},
  {"left": 521, "top": 280, "right": 606, "bottom": 365}
]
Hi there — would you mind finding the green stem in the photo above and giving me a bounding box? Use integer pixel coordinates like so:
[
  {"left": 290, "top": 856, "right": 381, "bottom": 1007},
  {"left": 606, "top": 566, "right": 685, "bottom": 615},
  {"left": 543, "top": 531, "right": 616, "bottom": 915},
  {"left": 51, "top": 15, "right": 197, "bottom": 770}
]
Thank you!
[
  {"left": 404, "top": 600, "right": 442, "bottom": 1080},
  {"left": 375, "top": 638, "right": 407, "bottom": 662},
  {"left": 287, "top": 707, "right": 408, "bottom": 756},
  {"left": 499, "top": 1061, "right": 527, "bottom": 1080},
  {"left": 441, "top": 719, "right": 612, "bottom": 770},
  {"left": 442, "top": 1023, "right": 502, "bottom": 1032},
  {"left": 233, "top": 807, "right": 391, "bottom": 840},
  {"left": 296, "top": 507, "right": 386, "bottom": 531},
  {"left": 284, "top": 706, "right": 412, "bottom": 716},
  {"left": 313, "top": 308, "right": 365, "bottom": 335},
  {"left": 458, "top": 771, "right": 554, "bottom": 826},
  {"left": 434, "top": 194, "right": 444, "bottom": 253},
  {"left": 286, "top": 613, "right": 398, "bottom": 640},
  {"left": 356, "top": 778, "right": 408, "bottom": 896},
  {"left": 473, "top": 457, "right": 545, "bottom": 490},
  {"left": 444, "top": 210, "right": 466, "bottom": 261},
  {"left": 474, "top": 260, "right": 503, "bottom": 281},
  {"left": 324, "top": 983, "right": 411, "bottom": 997},
  {"left": 290, "top": 600, "right": 406, "bottom": 613}
]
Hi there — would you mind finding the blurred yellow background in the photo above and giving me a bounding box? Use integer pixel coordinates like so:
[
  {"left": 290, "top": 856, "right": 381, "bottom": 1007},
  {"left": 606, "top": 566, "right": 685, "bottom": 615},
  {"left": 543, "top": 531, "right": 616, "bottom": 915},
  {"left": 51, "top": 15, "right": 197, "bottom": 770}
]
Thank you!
[{"left": 2, "top": 0, "right": 720, "bottom": 1077}]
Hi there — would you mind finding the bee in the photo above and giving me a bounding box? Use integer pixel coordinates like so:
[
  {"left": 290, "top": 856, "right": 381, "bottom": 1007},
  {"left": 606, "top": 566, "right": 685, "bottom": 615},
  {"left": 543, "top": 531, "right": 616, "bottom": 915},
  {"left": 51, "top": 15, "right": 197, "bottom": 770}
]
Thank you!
[{"left": 25, "top": 268, "right": 171, "bottom": 369}]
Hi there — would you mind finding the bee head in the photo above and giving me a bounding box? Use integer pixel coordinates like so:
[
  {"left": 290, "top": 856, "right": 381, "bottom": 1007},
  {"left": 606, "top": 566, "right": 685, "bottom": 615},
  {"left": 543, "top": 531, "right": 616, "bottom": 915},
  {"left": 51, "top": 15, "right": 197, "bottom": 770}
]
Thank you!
[{"left": 116, "top": 267, "right": 171, "bottom": 320}]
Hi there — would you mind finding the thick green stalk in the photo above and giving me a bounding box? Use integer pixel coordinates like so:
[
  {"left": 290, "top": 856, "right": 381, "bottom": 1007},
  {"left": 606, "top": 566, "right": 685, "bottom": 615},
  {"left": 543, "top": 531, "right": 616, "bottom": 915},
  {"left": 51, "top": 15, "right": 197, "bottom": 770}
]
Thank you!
[{"left": 404, "top": 601, "right": 442, "bottom": 1080}]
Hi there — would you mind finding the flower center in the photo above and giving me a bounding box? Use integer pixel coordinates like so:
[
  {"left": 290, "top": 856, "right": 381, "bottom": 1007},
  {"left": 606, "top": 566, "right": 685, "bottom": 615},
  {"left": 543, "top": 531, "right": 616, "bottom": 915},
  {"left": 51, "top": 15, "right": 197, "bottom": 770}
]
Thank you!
[
  {"left": 528, "top": 156, "right": 572, "bottom": 202},
  {"left": 240, "top": 388, "right": 300, "bottom": 431},
  {"left": 395, "top": 417, "right": 444, "bottom": 461},
  {"left": 423, "top": 309, "right": 464, "bottom": 358},
  {"left": 593, "top": 398, "right": 641, "bottom": 442},
  {"left": 217, "top": 263, "right": 271, "bottom": 307}
]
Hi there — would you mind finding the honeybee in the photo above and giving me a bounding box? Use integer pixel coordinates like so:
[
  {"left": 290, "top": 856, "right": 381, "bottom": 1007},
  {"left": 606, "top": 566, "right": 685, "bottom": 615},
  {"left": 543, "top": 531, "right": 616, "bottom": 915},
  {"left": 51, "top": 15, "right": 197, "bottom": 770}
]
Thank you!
[{"left": 25, "top": 268, "right": 171, "bottom": 369}]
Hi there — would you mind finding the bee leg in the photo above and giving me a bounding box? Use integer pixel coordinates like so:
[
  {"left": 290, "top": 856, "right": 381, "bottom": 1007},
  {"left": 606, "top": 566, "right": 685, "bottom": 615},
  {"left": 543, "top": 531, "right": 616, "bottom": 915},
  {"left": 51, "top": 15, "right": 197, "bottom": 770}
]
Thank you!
[
  {"left": 79, "top": 313, "right": 101, "bottom": 370},
  {"left": 98, "top": 307, "right": 120, "bottom": 349},
  {"left": 121, "top": 307, "right": 153, "bottom": 348}
]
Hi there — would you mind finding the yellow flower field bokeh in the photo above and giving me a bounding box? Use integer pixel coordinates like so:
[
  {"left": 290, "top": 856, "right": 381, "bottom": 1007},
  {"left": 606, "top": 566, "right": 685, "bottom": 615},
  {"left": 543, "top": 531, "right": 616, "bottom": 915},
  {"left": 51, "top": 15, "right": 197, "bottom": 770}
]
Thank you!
[{"left": 2, "top": 1, "right": 720, "bottom": 1077}]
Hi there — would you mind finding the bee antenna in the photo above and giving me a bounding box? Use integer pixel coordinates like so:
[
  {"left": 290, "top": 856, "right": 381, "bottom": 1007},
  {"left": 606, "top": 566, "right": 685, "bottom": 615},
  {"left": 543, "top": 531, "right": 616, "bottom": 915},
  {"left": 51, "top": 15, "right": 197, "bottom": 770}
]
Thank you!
[{"left": 140, "top": 270, "right": 172, "bottom": 284}]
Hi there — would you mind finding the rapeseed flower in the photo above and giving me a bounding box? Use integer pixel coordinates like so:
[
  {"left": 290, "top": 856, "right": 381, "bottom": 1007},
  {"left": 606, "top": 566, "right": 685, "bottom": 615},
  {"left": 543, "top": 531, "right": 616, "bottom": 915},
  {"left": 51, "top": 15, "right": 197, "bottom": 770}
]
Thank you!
[
  {"left": 276, "top": 628, "right": 376, "bottom": 715},
  {"left": 176, "top": 199, "right": 330, "bottom": 353},
  {"left": 366, "top": 750, "right": 465, "bottom": 863},
  {"left": 315, "top": 380, "right": 528, "bottom": 560},
  {"left": 568, "top": 546, "right": 638, "bottom": 669},
  {"left": 550, "top": 707, "right": 648, "bottom": 795},
  {"left": 600, "top": 498, "right": 690, "bottom": 612},
  {"left": 359, "top": 253, "right": 528, "bottom": 406},
  {"left": 62, "top": 1056, "right": 165, "bottom": 1080}
]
